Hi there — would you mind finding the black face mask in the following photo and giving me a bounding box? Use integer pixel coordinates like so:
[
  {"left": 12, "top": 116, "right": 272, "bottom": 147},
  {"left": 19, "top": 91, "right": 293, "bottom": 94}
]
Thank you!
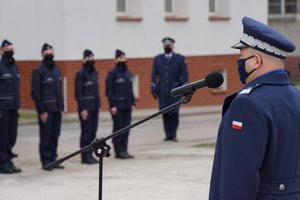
[
  {"left": 116, "top": 61, "right": 127, "bottom": 71},
  {"left": 43, "top": 54, "right": 55, "bottom": 67},
  {"left": 237, "top": 55, "right": 256, "bottom": 84},
  {"left": 164, "top": 47, "right": 172, "bottom": 54},
  {"left": 2, "top": 51, "right": 15, "bottom": 65},
  {"left": 43, "top": 54, "right": 54, "bottom": 62},
  {"left": 3, "top": 51, "right": 14, "bottom": 59},
  {"left": 84, "top": 60, "right": 95, "bottom": 71}
]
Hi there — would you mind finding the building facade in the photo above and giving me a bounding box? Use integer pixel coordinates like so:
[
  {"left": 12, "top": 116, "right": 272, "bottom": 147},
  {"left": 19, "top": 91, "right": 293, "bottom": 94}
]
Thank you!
[
  {"left": 268, "top": 0, "right": 300, "bottom": 76},
  {"left": 1, "top": 0, "right": 298, "bottom": 112}
]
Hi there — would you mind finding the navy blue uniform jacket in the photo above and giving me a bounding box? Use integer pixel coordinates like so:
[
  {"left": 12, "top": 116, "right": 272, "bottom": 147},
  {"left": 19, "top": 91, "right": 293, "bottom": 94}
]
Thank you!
[
  {"left": 0, "top": 58, "right": 19, "bottom": 110},
  {"left": 75, "top": 66, "right": 100, "bottom": 112},
  {"left": 151, "top": 53, "right": 188, "bottom": 113},
  {"left": 209, "top": 71, "right": 300, "bottom": 200},
  {"left": 105, "top": 66, "right": 135, "bottom": 109},
  {"left": 31, "top": 63, "right": 64, "bottom": 114}
]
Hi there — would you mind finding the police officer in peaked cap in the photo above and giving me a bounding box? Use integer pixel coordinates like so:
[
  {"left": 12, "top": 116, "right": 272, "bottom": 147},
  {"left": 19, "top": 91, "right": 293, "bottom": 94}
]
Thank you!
[
  {"left": 209, "top": 17, "right": 300, "bottom": 200},
  {"left": 0, "top": 39, "right": 22, "bottom": 174},
  {"left": 151, "top": 37, "right": 189, "bottom": 142},
  {"left": 105, "top": 49, "right": 135, "bottom": 159},
  {"left": 75, "top": 49, "right": 100, "bottom": 164},
  {"left": 31, "top": 43, "right": 64, "bottom": 171}
]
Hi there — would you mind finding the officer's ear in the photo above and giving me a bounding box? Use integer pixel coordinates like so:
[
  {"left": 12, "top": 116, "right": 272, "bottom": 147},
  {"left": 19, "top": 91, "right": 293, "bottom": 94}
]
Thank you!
[{"left": 254, "top": 54, "right": 263, "bottom": 69}]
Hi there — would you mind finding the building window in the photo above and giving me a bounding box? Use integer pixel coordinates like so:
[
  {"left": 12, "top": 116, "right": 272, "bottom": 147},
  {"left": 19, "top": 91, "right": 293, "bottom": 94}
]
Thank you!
[
  {"left": 116, "top": 0, "right": 143, "bottom": 21},
  {"left": 165, "top": 0, "right": 174, "bottom": 14},
  {"left": 133, "top": 75, "right": 139, "bottom": 98},
  {"left": 117, "top": 0, "right": 127, "bottom": 14},
  {"left": 212, "top": 70, "right": 227, "bottom": 92},
  {"left": 164, "top": 0, "right": 189, "bottom": 21},
  {"left": 209, "top": 0, "right": 216, "bottom": 14},
  {"left": 208, "top": 0, "right": 231, "bottom": 21},
  {"left": 268, "top": 0, "right": 297, "bottom": 18}
]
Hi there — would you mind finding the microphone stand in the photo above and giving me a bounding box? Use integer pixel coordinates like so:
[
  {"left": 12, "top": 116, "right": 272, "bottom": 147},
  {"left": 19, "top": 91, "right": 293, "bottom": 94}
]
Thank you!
[{"left": 44, "top": 93, "right": 194, "bottom": 200}]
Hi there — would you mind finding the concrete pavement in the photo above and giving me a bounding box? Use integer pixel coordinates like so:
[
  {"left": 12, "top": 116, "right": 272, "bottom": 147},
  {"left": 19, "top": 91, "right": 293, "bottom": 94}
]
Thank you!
[{"left": 0, "top": 106, "right": 222, "bottom": 200}]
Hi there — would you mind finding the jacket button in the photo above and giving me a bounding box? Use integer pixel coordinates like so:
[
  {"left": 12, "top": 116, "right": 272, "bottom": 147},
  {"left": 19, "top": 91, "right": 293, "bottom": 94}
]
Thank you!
[{"left": 279, "top": 184, "right": 285, "bottom": 191}]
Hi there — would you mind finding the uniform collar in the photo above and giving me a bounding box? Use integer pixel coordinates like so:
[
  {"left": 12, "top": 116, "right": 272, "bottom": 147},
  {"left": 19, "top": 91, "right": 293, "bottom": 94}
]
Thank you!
[
  {"left": 1, "top": 57, "right": 15, "bottom": 65},
  {"left": 256, "top": 68, "right": 284, "bottom": 79},
  {"left": 244, "top": 70, "right": 290, "bottom": 89}
]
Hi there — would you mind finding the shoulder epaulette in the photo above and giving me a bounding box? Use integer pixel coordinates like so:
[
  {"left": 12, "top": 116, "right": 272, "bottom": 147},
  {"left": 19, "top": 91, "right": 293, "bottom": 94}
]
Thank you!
[{"left": 238, "top": 83, "right": 262, "bottom": 95}]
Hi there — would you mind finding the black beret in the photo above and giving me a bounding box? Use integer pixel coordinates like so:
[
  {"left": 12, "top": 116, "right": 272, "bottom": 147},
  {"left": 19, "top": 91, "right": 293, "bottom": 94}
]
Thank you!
[
  {"left": 41, "top": 43, "right": 53, "bottom": 53},
  {"left": 1, "top": 39, "right": 12, "bottom": 48},
  {"left": 162, "top": 37, "right": 175, "bottom": 45},
  {"left": 115, "top": 49, "right": 125, "bottom": 58},
  {"left": 83, "top": 49, "right": 94, "bottom": 58}
]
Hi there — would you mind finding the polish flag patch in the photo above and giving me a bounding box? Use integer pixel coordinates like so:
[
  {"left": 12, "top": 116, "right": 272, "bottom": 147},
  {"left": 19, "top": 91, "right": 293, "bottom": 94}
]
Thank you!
[{"left": 232, "top": 120, "right": 243, "bottom": 131}]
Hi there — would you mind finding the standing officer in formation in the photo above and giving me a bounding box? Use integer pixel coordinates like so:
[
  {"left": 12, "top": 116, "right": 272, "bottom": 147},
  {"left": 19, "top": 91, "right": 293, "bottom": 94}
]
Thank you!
[
  {"left": 151, "top": 37, "right": 188, "bottom": 142},
  {"left": 31, "top": 43, "right": 64, "bottom": 171},
  {"left": 105, "top": 49, "right": 135, "bottom": 159},
  {"left": 0, "top": 40, "right": 22, "bottom": 174},
  {"left": 75, "top": 49, "right": 100, "bottom": 164},
  {"left": 209, "top": 17, "right": 300, "bottom": 200}
]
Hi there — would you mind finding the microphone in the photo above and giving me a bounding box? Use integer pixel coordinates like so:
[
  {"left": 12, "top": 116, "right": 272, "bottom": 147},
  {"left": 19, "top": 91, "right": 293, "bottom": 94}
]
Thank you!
[{"left": 170, "top": 72, "right": 224, "bottom": 97}]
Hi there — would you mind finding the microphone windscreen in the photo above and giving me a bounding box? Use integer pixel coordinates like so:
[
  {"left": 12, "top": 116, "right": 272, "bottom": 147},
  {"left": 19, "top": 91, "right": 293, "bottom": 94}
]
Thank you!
[{"left": 205, "top": 72, "right": 224, "bottom": 88}]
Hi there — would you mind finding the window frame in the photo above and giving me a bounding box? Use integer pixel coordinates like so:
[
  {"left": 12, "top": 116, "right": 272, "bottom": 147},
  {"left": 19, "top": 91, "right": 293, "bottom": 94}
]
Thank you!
[
  {"left": 211, "top": 70, "right": 227, "bottom": 93},
  {"left": 165, "top": 0, "right": 174, "bottom": 15},
  {"left": 117, "top": 0, "right": 128, "bottom": 15},
  {"left": 268, "top": 0, "right": 297, "bottom": 19},
  {"left": 209, "top": 0, "right": 217, "bottom": 15}
]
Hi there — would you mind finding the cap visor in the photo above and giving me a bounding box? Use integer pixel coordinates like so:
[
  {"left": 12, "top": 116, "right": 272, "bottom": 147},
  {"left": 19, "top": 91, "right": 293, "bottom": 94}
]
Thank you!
[{"left": 231, "top": 42, "right": 249, "bottom": 49}]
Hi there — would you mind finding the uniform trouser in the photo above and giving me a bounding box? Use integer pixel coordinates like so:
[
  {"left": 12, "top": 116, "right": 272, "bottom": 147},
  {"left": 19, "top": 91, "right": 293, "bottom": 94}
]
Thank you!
[
  {"left": 111, "top": 109, "right": 131, "bottom": 154},
  {"left": 162, "top": 112, "right": 179, "bottom": 139},
  {"left": 79, "top": 110, "right": 99, "bottom": 159},
  {"left": 0, "top": 109, "right": 18, "bottom": 166},
  {"left": 38, "top": 112, "right": 61, "bottom": 166}
]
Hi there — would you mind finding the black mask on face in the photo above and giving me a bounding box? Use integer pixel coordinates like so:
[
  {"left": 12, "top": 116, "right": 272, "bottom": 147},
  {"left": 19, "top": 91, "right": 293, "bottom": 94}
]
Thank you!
[
  {"left": 237, "top": 55, "right": 256, "bottom": 84},
  {"left": 116, "top": 61, "right": 127, "bottom": 71},
  {"left": 3, "top": 51, "right": 14, "bottom": 59},
  {"left": 164, "top": 47, "right": 172, "bottom": 54},
  {"left": 84, "top": 60, "right": 95, "bottom": 71},
  {"left": 2, "top": 51, "right": 15, "bottom": 65},
  {"left": 43, "top": 54, "right": 55, "bottom": 67}
]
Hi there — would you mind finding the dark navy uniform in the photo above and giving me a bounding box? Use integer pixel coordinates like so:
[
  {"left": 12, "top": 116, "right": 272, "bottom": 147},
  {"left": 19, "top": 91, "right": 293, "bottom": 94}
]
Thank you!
[
  {"left": 151, "top": 52, "right": 188, "bottom": 140},
  {"left": 105, "top": 56, "right": 135, "bottom": 158},
  {"left": 209, "top": 17, "right": 300, "bottom": 200},
  {"left": 0, "top": 45, "right": 20, "bottom": 173},
  {"left": 75, "top": 53, "right": 100, "bottom": 163},
  {"left": 31, "top": 51, "right": 64, "bottom": 168},
  {"left": 209, "top": 71, "right": 300, "bottom": 200}
]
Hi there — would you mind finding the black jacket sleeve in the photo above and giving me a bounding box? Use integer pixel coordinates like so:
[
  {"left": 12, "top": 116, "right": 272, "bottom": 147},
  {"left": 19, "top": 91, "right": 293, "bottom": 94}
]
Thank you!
[
  {"left": 105, "top": 71, "right": 116, "bottom": 108},
  {"left": 74, "top": 71, "right": 86, "bottom": 111},
  {"left": 31, "top": 69, "right": 46, "bottom": 114}
]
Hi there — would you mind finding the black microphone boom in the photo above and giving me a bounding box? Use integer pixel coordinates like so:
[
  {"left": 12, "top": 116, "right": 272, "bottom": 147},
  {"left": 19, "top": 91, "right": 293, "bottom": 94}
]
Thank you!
[{"left": 170, "top": 72, "right": 224, "bottom": 97}]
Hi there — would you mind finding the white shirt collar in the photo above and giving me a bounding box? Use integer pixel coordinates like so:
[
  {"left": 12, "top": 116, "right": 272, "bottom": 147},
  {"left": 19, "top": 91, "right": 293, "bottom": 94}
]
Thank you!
[{"left": 165, "top": 53, "right": 173, "bottom": 58}]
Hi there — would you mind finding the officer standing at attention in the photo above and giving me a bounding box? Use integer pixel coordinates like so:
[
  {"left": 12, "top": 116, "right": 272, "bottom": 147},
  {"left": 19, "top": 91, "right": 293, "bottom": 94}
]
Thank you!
[
  {"left": 209, "top": 17, "right": 300, "bottom": 200},
  {"left": 151, "top": 37, "right": 188, "bottom": 142},
  {"left": 0, "top": 40, "right": 22, "bottom": 174},
  {"left": 75, "top": 49, "right": 100, "bottom": 164},
  {"left": 31, "top": 43, "right": 64, "bottom": 171},
  {"left": 105, "top": 49, "right": 135, "bottom": 159}
]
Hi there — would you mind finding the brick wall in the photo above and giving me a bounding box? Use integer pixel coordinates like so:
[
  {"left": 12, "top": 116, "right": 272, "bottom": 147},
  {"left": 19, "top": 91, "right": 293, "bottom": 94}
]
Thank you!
[
  {"left": 285, "top": 56, "right": 300, "bottom": 77},
  {"left": 17, "top": 54, "right": 277, "bottom": 113}
]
